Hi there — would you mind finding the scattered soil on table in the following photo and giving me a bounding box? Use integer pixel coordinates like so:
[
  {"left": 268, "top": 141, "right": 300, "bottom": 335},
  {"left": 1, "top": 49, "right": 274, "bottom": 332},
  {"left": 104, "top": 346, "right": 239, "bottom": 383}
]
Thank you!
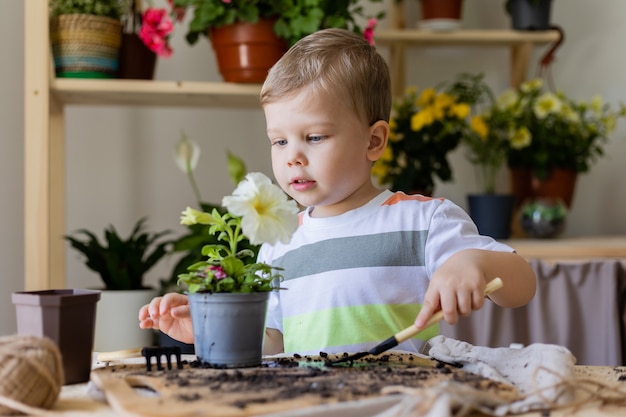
[{"left": 93, "top": 352, "right": 520, "bottom": 413}]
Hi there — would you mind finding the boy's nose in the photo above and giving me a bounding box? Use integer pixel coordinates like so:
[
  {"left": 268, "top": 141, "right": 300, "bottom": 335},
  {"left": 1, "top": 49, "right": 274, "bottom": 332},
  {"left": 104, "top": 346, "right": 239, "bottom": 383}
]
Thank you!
[{"left": 286, "top": 146, "right": 306, "bottom": 167}]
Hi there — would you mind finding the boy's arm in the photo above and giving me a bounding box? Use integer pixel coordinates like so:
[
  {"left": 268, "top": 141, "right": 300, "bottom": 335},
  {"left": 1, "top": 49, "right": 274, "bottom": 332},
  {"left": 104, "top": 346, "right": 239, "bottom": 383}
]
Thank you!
[
  {"left": 415, "top": 248, "right": 536, "bottom": 330},
  {"left": 263, "top": 328, "right": 284, "bottom": 355}
]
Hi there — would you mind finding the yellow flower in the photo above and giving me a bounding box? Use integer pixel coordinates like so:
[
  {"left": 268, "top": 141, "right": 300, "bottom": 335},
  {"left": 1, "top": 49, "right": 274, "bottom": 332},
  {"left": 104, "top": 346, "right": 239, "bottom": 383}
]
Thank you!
[
  {"left": 450, "top": 103, "right": 470, "bottom": 119},
  {"left": 533, "top": 92, "right": 562, "bottom": 119},
  {"left": 434, "top": 93, "right": 454, "bottom": 110},
  {"left": 417, "top": 88, "right": 436, "bottom": 106},
  {"left": 411, "top": 109, "right": 435, "bottom": 131},
  {"left": 470, "top": 116, "right": 489, "bottom": 139},
  {"left": 509, "top": 127, "right": 532, "bottom": 149}
]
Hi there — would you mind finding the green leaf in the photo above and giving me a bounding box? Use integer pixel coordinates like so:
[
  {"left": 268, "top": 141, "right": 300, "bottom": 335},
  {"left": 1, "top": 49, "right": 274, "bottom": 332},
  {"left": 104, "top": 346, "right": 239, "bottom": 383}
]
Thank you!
[{"left": 226, "top": 151, "right": 247, "bottom": 185}]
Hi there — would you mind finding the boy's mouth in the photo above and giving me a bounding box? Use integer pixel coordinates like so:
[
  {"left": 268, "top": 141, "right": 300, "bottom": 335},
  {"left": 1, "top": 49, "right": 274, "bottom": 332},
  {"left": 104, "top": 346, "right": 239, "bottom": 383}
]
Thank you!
[{"left": 290, "top": 178, "right": 315, "bottom": 190}]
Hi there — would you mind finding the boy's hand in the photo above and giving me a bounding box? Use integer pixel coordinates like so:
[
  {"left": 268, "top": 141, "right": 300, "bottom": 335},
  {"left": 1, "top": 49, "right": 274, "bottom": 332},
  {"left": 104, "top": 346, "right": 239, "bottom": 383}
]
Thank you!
[
  {"left": 138, "top": 293, "right": 194, "bottom": 344},
  {"left": 414, "top": 250, "right": 487, "bottom": 330}
]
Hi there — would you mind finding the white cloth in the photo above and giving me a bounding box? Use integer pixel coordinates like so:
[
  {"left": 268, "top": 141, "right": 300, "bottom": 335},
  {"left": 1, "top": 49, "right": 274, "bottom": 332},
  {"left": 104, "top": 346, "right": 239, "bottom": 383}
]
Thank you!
[{"left": 426, "top": 335, "right": 577, "bottom": 415}]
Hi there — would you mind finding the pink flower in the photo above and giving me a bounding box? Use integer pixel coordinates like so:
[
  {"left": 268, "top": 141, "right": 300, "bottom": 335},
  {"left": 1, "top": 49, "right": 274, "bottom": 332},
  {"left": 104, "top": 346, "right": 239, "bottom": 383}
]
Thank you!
[
  {"left": 363, "top": 18, "right": 377, "bottom": 46},
  {"left": 208, "top": 265, "right": 228, "bottom": 280},
  {"left": 139, "top": 8, "right": 174, "bottom": 57}
]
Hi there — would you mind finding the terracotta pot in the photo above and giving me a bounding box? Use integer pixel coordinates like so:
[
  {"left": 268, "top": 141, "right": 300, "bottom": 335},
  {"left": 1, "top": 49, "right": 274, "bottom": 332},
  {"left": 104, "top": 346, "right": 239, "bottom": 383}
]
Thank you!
[
  {"left": 509, "top": 167, "right": 533, "bottom": 209},
  {"left": 509, "top": 167, "right": 578, "bottom": 208},
  {"left": 420, "top": 0, "right": 464, "bottom": 20},
  {"left": 419, "top": 0, "right": 464, "bottom": 30},
  {"left": 209, "top": 19, "right": 288, "bottom": 83},
  {"left": 118, "top": 33, "right": 157, "bottom": 79},
  {"left": 531, "top": 168, "right": 578, "bottom": 208}
]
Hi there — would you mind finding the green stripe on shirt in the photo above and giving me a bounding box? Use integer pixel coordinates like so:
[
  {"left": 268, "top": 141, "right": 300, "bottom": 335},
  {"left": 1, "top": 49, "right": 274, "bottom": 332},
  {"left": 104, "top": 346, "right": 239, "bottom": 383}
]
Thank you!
[{"left": 282, "top": 303, "right": 438, "bottom": 353}]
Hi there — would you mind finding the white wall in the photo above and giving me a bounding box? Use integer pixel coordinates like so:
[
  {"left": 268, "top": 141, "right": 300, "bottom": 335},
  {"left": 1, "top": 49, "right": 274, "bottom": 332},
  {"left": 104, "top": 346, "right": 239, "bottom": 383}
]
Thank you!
[{"left": 2, "top": 0, "right": 626, "bottom": 335}]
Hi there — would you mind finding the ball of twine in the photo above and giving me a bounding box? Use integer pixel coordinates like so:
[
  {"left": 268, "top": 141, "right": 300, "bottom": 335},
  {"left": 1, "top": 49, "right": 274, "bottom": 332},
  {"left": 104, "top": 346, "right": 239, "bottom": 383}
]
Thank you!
[{"left": 0, "top": 334, "right": 64, "bottom": 415}]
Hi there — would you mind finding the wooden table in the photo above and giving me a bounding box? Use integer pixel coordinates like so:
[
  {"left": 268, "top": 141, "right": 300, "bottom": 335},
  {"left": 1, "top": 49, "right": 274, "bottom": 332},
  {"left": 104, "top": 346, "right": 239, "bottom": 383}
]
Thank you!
[{"left": 46, "top": 359, "right": 626, "bottom": 417}]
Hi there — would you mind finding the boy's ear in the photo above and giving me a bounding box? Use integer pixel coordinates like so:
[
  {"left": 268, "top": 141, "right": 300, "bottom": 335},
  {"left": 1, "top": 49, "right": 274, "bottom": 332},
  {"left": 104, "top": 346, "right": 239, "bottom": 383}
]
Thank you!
[{"left": 367, "top": 120, "right": 390, "bottom": 162}]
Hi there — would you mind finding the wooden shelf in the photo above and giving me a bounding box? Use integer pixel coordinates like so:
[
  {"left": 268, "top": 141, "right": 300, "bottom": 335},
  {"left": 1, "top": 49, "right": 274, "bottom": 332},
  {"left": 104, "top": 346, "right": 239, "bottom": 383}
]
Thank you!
[
  {"left": 505, "top": 236, "right": 626, "bottom": 262},
  {"left": 52, "top": 79, "right": 262, "bottom": 108},
  {"left": 375, "top": 28, "right": 561, "bottom": 96},
  {"left": 375, "top": 29, "right": 560, "bottom": 46}
]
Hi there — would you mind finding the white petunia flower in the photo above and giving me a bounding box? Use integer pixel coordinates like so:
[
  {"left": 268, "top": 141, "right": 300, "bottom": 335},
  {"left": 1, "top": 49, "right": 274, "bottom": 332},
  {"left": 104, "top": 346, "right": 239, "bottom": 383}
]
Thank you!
[
  {"left": 496, "top": 89, "right": 518, "bottom": 111},
  {"left": 533, "top": 92, "right": 562, "bottom": 119},
  {"left": 222, "top": 172, "right": 299, "bottom": 245}
]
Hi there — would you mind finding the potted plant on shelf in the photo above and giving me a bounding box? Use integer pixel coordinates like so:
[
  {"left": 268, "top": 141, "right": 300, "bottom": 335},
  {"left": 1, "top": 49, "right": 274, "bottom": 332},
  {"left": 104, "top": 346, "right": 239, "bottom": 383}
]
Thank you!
[
  {"left": 65, "top": 218, "right": 172, "bottom": 352},
  {"left": 372, "top": 83, "right": 472, "bottom": 196},
  {"left": 441, "top": 73, "right": 517, "bottom": 240},
  {"left": 176, "top": 171, "right": 299, "bottom": 368},
  {"left": 118, "top": 0, "right": 168, "bottom": 79},
  {"left": 161, "top": 0, "right": 385, "bottom": 83},
  {"left": 493, "top": 78, "right": 626, "bottom": 209},
  {"left": 49, "top": 0, "right": 125, "bottom": 78}
]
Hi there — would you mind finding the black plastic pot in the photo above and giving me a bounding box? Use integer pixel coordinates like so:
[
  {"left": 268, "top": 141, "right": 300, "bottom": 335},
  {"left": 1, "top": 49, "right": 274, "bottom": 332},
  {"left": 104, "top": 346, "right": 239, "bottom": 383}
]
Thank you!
[{"left": 507, "top": 0, "right": 553, "bottom": 30}]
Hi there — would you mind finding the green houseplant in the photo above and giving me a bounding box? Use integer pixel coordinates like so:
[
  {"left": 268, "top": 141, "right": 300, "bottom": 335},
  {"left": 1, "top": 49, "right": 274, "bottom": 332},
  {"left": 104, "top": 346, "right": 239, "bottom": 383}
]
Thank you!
[
  {"left": 171, "top": 0, "right": 385, "bottom": 47},
  {"left": 65, "top": 217, "right": 172, "bottom": 351},
  {"left": 49, "top": 0, "right": 125, "bottom": 18},
  {"left": 49, "top": 0, "right": 126, "bottom": 78},
  {"left": 65, "top": 217, "right": 171, "bottom": 291}
]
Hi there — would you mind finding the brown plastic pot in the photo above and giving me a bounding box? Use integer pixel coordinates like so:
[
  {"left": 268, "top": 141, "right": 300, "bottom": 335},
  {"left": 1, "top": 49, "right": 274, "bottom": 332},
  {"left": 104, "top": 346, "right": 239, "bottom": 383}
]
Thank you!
[{"left": 12, "top": 289, "right": 100, "bottom": 384}]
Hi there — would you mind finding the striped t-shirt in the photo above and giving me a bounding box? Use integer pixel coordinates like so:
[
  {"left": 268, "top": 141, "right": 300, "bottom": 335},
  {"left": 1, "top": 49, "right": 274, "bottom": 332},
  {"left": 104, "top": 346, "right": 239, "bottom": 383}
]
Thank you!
[{"left": 257, "top": 190, "right": 514, "bottom": 355}]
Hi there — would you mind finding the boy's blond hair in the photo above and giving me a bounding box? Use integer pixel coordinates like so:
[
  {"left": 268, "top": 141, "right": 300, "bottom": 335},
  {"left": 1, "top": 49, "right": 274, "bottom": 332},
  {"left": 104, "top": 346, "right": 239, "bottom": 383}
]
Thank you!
[{"left": 261, "top": 28, "right": 391, "bottom": 125}]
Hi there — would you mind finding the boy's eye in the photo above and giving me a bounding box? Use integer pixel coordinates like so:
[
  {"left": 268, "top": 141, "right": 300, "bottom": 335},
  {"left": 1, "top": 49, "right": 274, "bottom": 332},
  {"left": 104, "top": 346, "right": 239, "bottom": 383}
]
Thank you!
[
  {"left": 308, "top": 135, "right": 326, "bottom": 143},
  {"left": 272, "top": 138, "right": 288, "bottom": 146}
]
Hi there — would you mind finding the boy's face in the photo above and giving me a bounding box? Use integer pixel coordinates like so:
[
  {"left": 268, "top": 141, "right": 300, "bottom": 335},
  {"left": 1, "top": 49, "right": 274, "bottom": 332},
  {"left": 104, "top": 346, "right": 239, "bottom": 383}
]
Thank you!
[{"left": 264, "top": 86, "right": 385, "bottom": 217}]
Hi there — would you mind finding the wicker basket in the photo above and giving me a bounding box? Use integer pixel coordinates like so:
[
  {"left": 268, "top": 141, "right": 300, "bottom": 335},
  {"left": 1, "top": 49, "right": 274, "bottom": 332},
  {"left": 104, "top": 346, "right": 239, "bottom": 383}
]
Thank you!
[{"left": 50, "top": 14, "right": 122, "bottom": 78}]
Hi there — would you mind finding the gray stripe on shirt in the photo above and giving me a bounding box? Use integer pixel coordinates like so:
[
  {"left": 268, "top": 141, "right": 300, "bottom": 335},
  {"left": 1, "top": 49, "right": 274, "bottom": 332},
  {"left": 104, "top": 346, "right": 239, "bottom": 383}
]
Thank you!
[{"left": 273, "top": 230, "right": 428, "bottom": 281}]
